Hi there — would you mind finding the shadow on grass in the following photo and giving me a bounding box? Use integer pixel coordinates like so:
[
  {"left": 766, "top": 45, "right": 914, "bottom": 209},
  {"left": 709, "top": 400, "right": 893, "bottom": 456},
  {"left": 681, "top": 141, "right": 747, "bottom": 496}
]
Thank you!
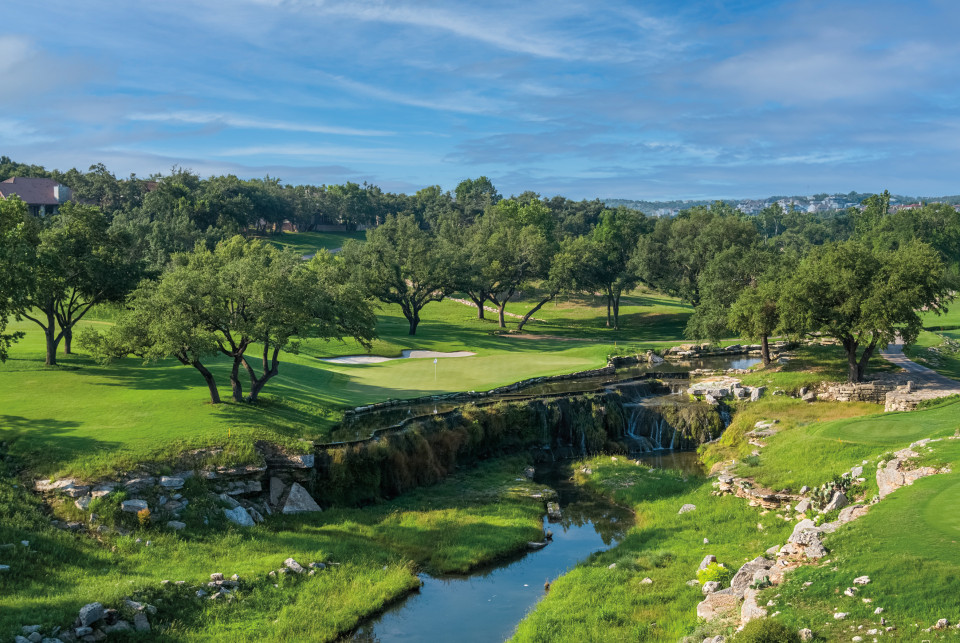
[{"left": 0, "top": 415, "right": 122, "bottom": 472}]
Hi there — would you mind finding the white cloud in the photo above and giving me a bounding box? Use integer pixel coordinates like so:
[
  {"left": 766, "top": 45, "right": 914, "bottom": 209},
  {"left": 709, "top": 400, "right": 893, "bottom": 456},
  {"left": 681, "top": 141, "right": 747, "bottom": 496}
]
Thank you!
[{"left": 127, "top": 111, "right": 393, "bottom": 136}]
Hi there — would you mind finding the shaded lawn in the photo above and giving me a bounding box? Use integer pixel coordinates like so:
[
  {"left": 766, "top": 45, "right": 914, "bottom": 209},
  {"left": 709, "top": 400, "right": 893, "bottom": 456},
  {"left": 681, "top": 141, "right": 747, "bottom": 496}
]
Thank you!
[
  {"left": 0, "top": 456, "right": 545, "bottom": 643},
  {"left": 260, "top": 230, "right": 366, "bottom": 256}
]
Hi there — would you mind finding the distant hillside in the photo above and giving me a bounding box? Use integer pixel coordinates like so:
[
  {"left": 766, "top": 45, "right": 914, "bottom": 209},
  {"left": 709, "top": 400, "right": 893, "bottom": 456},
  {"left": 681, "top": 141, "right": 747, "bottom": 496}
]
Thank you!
[{"left": 605, "top": 192, "right": 960, "bottom": 216}]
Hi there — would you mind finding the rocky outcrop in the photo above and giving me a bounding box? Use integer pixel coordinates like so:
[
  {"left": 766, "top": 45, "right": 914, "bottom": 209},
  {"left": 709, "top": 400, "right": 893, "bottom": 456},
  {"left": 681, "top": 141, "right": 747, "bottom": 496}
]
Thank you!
[
  {"left": 696, "top": 591, "right": 741, "bottom": 622},
  {"left": 877, "top": 444, "right": 942, "bottom": 498},
  {"left": 741, "top": 588, "right": 767, "bottom": 624}
]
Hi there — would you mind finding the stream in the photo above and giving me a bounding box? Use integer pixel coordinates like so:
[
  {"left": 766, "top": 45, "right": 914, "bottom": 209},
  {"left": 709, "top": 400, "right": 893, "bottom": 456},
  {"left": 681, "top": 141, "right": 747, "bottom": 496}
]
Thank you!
[{"left": 347, "top": 456, "right": 702, "bottom": 642}]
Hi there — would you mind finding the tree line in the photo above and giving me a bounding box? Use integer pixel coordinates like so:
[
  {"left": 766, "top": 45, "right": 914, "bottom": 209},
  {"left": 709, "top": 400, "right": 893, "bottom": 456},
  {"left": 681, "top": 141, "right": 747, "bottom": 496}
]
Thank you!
[{"left": 2, "top": 155, "right": 957, "bottom": 400}]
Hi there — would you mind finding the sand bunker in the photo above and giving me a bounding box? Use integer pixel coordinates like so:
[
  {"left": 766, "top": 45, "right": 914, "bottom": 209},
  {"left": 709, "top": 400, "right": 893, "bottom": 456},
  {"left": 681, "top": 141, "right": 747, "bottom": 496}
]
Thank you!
[{"left": 320, "top": 349, "right": 476, "bottom": 365}]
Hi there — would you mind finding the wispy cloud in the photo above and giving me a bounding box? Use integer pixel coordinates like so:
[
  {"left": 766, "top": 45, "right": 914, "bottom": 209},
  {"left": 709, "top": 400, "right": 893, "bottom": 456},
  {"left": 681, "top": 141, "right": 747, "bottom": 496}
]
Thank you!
[{"left": 127, "top": 111, "right": 393, "bottom": 136}]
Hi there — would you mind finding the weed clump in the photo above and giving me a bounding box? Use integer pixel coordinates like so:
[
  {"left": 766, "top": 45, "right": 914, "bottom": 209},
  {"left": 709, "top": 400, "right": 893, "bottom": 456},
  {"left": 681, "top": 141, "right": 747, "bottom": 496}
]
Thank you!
[{"left": 697, "top": 561, "right": 732, "bottom": 586}]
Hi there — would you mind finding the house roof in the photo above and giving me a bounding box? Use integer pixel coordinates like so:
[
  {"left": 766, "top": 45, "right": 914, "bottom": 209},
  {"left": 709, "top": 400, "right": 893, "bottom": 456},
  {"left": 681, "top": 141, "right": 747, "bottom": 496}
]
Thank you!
[{"left": 0, "top": 177, "right": 62, "bottom": 206}]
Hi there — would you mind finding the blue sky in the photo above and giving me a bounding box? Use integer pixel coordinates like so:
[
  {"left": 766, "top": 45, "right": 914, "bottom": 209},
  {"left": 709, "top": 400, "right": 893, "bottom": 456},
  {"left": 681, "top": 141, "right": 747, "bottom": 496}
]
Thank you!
[{"left": 2, "top": 0, "right": 959, "bottom": 200}]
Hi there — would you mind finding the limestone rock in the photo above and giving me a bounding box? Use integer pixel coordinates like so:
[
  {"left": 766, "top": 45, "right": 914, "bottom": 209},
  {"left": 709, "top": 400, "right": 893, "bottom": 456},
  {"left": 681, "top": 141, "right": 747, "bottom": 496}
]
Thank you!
[
  {"left": 166, "top": 521, "right": 186, "bottom": 530},
  {"left": 730, "top": 556, "right": 774, "bottom": 597},
  {"left": 696, "top": 591, "right": 740, "bottom": 622},
  {"left": 223, "top": 506, "right": 255, "bottom": 527},
  {"left": 835, "top": 504, "right": 869, "bottom": 526},
  {"left": 740, "top": 588, "right": 768, "bottom": 623},
  {"left": 78, "top": 602, "right": 104, "bottom": 627},
  {"left": 120, "top": 499, "right": 148, "bottom": 513},
  {"left": 698, "top": 554, "right": 717, "bottom": 570},
  {"left": 218, "top": 493, "right": 240, "bottom": 509},
  {"left": 820, "top": 491, "right": 848, "bottom": 513},
  {"left": 269, "top": 477, "right": 285, "bottom": 507},
  {"left": 282, "top": 483, "right": 322, "bottom": 514},
  {"left": 702, "top": 580, "right": 721, "bottom": 594},
  {"left": 159, "top": 476, "right": 184, "bottom": 489},
  {"left": 74, "top": 495, "right": 93, "bottom": 511},
  {"left": 798, "top": 628, "right": 813, "bottom": 641},
  {"left": 133, "top": 612, "right": 150, "bottom": 633},
  {"left": 794, "top": 498, "right": 811, "bottom": 513},
  {"left": 678, "top": 503, "right": 696, "bottom": 514},
  {"left": 284, "top": 558, "right": 305, "bottom": 573},
  {"left": 853, "top": 575, "right": 870, "bottom": 585}
]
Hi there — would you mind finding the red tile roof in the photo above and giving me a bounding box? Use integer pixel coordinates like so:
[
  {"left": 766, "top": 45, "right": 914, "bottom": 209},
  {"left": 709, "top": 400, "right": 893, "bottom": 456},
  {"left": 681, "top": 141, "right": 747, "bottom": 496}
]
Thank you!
[{"left": 0, "top": 177, "right": 62, "bottom": 206}]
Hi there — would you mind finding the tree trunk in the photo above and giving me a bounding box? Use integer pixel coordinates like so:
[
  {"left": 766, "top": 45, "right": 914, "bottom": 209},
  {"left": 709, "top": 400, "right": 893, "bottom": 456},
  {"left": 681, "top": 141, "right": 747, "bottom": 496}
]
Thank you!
[
  {"left": 843, "top": 337, "right": 861, "bottom": 383},
  {"left": 63, "top": 327, "right": 73, "bottom": 354},
  {"left": 193, "top": 361, "right": 221, "bottom": 404},
  {"left": 761, "top": 334, "right": 770, "bottom": 366},
  {"left": 408, "top": 313, "right": 420, "bottom": 335},
  {"left": 498, "top": 303, "right": 506, "bottom": 328},
  {"left": 44, "top": 308, "right": 59, "bottom": 366},
  {"left": 856, "top": 339, "right": 878, "bottom": 383},
  {"left": 612, "top": 292, "right": 622, "bottom": 331},
  {"left": 244, "top": 346, "right": 281, "bottom": 402},
  {"left": 467, "top": 292, "right": 486, "bottom": 320},
  {"left": 229, "top": 357, "right": 244, "bottom": 402},
  {"left": 606, "top": 296, "right": 612, "bottom": 328},
  {"left": 516, "top": 295, "right": 554, "bottom": 332},
  {"left": 45, "top": 324, "right": 57, "bottom": 366}
]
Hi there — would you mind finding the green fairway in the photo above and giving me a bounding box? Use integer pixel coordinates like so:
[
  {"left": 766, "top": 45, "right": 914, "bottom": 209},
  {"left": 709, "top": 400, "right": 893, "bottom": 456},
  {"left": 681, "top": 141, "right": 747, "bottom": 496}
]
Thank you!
[
  {"left": 1, "top": 289, "right": 694, "bottom": 477},
  {"left": 262, "top": 230, "right": 366, "bottom": 256}
]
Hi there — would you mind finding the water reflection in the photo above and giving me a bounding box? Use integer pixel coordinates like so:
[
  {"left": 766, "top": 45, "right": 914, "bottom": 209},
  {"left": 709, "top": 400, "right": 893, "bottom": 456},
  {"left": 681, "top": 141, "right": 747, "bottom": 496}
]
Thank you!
[{"left": 347, "top": 464, "right": 633, "bottom": 642}]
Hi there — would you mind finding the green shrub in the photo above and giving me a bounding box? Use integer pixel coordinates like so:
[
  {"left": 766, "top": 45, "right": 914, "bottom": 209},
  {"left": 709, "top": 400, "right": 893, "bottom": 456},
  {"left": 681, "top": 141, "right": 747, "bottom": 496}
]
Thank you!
[
  {"left": 697, "top": 561, "right": 733, "bottom": 585},
  {"left": 734, "top": 619, "right": 801, "bottom": 642}
]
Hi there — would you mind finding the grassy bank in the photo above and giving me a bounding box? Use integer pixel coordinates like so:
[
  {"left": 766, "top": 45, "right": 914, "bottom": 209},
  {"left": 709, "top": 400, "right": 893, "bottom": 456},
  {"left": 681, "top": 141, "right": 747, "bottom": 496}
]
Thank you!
[
  {"left": 0, "top": 455, "right": 546, "bottom": 641},
  {"left": 512, "top": 457, "right": 794, "bottom": 642}
]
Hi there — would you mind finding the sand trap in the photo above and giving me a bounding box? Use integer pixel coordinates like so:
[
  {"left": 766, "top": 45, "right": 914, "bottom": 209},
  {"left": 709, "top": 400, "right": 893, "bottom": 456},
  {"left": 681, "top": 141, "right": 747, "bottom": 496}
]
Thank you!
[{"left": 320, "top": 349, "right": 476, "bottom": 365}]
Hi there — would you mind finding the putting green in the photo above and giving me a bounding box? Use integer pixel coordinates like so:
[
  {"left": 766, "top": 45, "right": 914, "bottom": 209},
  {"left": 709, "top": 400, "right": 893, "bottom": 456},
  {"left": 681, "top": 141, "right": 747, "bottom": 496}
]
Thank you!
[{"left": 816, "top": 399, "right": 960, "bottom": 446}]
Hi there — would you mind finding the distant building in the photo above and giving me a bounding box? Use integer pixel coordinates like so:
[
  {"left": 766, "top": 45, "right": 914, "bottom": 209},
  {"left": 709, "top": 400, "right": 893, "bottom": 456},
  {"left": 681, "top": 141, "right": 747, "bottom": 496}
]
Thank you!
[{"left": 0, "top": 177, "right": 73, "bottom": 216}]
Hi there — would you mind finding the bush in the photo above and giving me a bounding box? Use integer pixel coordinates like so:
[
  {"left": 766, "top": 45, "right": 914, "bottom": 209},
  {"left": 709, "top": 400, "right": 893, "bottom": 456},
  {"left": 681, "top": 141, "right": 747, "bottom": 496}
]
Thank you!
[
  {"left": 697, "top": 561, "right": 733, "bottom": 586},
  {"left": 734, "top": 619, "right": 801, "bottom": 642}
]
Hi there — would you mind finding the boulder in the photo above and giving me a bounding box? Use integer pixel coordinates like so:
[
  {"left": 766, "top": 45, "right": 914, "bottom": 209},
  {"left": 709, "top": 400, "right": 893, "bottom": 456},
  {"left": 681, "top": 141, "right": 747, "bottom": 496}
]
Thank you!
[
  {"left": 120, "top": 499, "right": 148, "bottom": 513},
  {"left": 269, "top": 477, "right": 285, "bottom": 507},
  {"left": 740, "top": 588, "right": 768, "bottom": 623},
  {"left": 702, "top": 581, "right": 721, "bottom": 594},
  {"left": 853, "top": 575, "right": 870, "bottom": 585},
  {"left": 678, "top": 504, "right": 696, "bottom": 514},
  {"left": 696, "top": 591, "right": 740, "bottom": 622},
  {"left": 78, "top": 602, "right": 104, "bottom": 627},
  {"left": 133, "top": 612, "right": 150, "bottom": 633},
  {"left": 223, "top": 506, "right": 255, "bottom": 527},
  {"left": 282, "top": 483, "right": 322, "bottom": 514},
  {"left": 820, "top": 491, "right": 848, "bottom": 513},
  {"left": 166, "top": 521, "right": 186, "bottom": 530},
  {"left": 218, "top": 493, "right": 240, "bottom": 509},
  {"left": 794, "top": 498, "right": 811, "bottom": 514},
  {"left": 74, "top": 495, "right": 93, "bottom": 511},
  {"left": 159, "top": 476, "right": 184, "bottom": 489},
  {"left": 730, "top": 556, "right": 774, "bottom": 597},
  {"left": 284, "top": 558, "right": 305, "bottom": 573},
  {"left": 835, "top": 504, "right": 869, "bottom": 525},
  {"left": 799, "top": 628, "right": 813, "bottom": 641}
]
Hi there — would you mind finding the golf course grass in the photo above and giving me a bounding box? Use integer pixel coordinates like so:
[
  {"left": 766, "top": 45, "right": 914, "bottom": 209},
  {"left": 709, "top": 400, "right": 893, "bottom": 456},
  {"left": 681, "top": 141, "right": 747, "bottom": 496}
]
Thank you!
[
  {"left": 260, "top": 230, "right": 366, "bottom": 256},
  {"left": 0, "top": 290, "right": 693, "bottom": 477}
]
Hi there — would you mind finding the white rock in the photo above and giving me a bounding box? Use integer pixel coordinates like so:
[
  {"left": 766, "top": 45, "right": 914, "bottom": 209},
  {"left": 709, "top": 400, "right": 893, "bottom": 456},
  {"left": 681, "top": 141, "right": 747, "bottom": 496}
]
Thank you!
[
  {"left": 678, "top": 504, "right": 696, "bottom": 514},
  {"left": 121, "top": 499, "right": 148, "bottom": 513},
  {"left": 160, "top": 476, "right": 185, "bottom": 489},
  {"left": 223, "top": 506, "right": 255, "bottom": 527},
  {"left": 834, "top": 612, "right": 848, "bottom": 619},
  {"left": 281, "top": 483, "right": 322, "bottom": 514},
  {"left": 853, "top": 575, "right": 871, "bottom": 585}
]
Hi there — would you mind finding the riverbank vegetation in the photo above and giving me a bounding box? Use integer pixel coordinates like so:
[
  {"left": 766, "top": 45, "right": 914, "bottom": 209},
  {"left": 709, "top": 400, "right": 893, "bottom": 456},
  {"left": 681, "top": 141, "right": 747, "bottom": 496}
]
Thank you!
[{"left": 0, "top": 455, "right": 546, "bottom": 641}]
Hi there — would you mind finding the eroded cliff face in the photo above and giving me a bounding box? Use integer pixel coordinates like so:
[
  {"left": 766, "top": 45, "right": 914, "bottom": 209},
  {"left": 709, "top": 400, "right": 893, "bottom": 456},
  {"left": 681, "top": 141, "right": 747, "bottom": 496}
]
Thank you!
[{"left": 313, "top": 391, "right": 725, "bottom": 506}]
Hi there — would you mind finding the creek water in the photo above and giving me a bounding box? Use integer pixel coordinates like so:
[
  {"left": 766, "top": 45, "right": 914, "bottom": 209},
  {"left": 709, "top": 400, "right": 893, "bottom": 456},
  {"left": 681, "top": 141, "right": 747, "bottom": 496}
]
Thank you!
[{"left": 347, "top": 458, "right": 698, "bottom": 642}]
